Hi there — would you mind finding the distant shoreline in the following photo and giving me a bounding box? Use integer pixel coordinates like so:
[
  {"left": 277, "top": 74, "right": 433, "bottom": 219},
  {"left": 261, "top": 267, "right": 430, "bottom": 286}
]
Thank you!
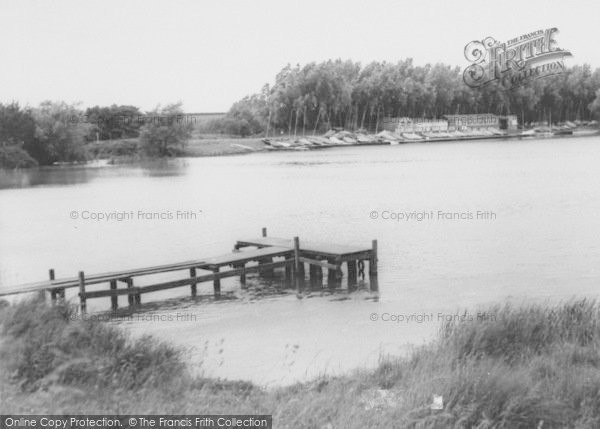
[
  {"left": 98, "top": 128, "right": 600, "bottom": 164},
  {"left": 2, "top": 129, "right": 599, "bottom": 170}
]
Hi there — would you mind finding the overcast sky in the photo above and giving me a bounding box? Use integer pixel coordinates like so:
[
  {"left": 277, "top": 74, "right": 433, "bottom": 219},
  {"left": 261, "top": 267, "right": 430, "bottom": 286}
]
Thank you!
[{"left": 0, "top": 0, "right": 597, "bottom": 112}]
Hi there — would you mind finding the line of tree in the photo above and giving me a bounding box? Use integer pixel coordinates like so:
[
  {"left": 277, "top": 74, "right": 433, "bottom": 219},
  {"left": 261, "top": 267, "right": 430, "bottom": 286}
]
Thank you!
[
  {"left": 0, "top": 102, "right": 191, "bottom": 168},
  {"left": 205, "top": 59, "right": 600, "bottom": 136}
]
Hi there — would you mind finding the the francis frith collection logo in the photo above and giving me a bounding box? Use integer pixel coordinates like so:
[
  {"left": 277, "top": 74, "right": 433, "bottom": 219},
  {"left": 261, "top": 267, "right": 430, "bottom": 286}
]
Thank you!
[{"left": 463, "top": 28, "right": 572, "bottom": 89}]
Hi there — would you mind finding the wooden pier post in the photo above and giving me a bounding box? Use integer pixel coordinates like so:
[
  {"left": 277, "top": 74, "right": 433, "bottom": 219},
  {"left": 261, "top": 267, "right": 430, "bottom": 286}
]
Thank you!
[
  {"left": 258, "top": 229, "right": 272, "bottom": 278},
  {"left": 238, "top": 264, "right": 247, "bottom": 288},
  {"left": 297, "top": 262, "right": 305, "bottom": 287},
  {"left": 369, "top": 239, "right": 379, "bottom": 292},
  {"left": 347, "top": 260, "right": 357, "bottom": 291},
  {"left": 327, "top": 259, "right": 338, "bottom": 289},
  {"left": 48, "top": 269, "right": 65, "bottom": 302},
  {"left": 190, "top": 268, "right": 197, "bottom": 296},
  {"left": 259, "top": 257, "right": 274, "bottom": 278},
  {"left": 48, "top": 269, "right": 56, "bottom": 303},
  {"left": 213, "top": 268, "right": 221, "bottom": 297},
  {"left": 284, "top": 260, "right": 293, "bottom": 288},
  {"left": 309, "top": 264, "right": 316, "bottom": 289},
  {"left": 335, "top": 257, "right": 343, "bottom": 288},
  {"left": 78, "top": 271, "right": 86, "bottom": 314},
  {"left": 317, "top": 264, "right": 324, "bottom": 288},
  {"left": 110, "top": 280, "right": 118, "bottom": 311},
  {"left": 293, "top": 236, "right": 302, "bottom": 292},
  {"left": 126, "top": 278, "right": 135, "bottom": 306},
  {"left": 309, "top": 264, "right": 323, "bottom": 290}
]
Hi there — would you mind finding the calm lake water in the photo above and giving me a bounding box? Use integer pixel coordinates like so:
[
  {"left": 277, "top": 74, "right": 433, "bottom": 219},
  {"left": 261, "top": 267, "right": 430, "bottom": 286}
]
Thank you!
[{"left": 1, "top": 136, "right": 600, "bottom": 386}]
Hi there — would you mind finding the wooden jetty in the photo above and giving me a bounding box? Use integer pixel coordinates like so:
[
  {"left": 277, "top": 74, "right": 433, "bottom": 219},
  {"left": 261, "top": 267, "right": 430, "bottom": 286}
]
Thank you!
[{"left": 0, "top": 228, "right": 378, "bottom": 313}]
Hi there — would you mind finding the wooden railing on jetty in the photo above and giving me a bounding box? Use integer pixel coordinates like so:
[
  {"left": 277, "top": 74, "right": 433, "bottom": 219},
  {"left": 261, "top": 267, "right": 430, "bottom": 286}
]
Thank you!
[{"left": 0, "top": 228, "right": 378, "bottom": 313}]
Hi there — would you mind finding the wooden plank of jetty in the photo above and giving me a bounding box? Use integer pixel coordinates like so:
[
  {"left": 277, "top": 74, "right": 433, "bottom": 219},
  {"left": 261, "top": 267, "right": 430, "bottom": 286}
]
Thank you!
[
  {"left": 202, "top": 246, "right": 292, "bottom": 268},
  {"left": 0, "top": 246, "right": 292, "bottom": 298},
  {"left": 0, "top": 258, "right": 210, "bottom": 297},
  {"left": 238, "top": 230, "right": 378, "bottom": 293},
  {"left": 235, "top": 236, "right": 372, "bottom": 260},
  {"left": 0, "top": 230, "right": 378, "bottom": 314}
]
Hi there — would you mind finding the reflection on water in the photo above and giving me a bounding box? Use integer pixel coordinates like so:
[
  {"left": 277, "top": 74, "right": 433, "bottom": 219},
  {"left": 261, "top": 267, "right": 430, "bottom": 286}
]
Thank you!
[
  {"left": 137, "top": 158, "right": 189, "bottom": 177},
  {"left": 0, "top": 165, "right": 93, "bottom": 189},
  {"left": 2, "top": 136, "right": 600, "bottom": 385},
  {"left": 0, "top": 158, "right": 188, "bottom": 189}
]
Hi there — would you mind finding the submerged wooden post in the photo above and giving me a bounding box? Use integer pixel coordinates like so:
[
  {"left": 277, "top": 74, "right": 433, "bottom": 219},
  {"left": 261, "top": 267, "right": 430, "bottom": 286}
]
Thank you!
[
  {"left": 284, "top": 259, "right": 293, "bottom": 288},
  {"left": 257, "top": 228, "right": 272, "bottom": 278},
  {"left": 78, "top": 271, "right": 86, "bottom": 314},
  {"left": 297, "top": 261, "right": 305, "bottom": 287},
  {"left": 335, "top": 257, "right": 343, "bottom": 288},
  {"left": 239, "top": 264, "right": 247, "bottom": 288},
  {"left": 309, "top": 264, "right": 323, "bottom": 290},
  {"left": 329, "top": 267, "right": 342, "bottom": 289},
  {"left": 49, "top": 269, "right": 56, "bottom": 303},
  {"left": 190, "top": 267, "right": 197, "bottom": 296},
  {"left": 327, "top": 259, "right": 337, "bottom": 289},
  {"left": 126, "top": 277, "right": 134, "bottom": 306},
  {"left": 213, "top": 267, "right": 221, "bottom": 297},
  {"left": 309, "top": 264, "right": 317, "bottom": 290},
  {"left": 316, "top": 264, "right": 323, "bottom": 288},
  {"left": 259, "top": 257, "right": 274, "bottom": 278},
  {"left": 347, "top": 260, "right": 357, "bottom": 291},
  {"left": 110, "top": 279, "right": 118, "bottom": 311},
  {"left": 294, "top": 236, "right": 302, "bottom": 292},
  {"left": 48, "top": 269, "right": 65, "bottom": 301},
  {"left": 369, "top": 239, "right": 379, "bottom": 292}
]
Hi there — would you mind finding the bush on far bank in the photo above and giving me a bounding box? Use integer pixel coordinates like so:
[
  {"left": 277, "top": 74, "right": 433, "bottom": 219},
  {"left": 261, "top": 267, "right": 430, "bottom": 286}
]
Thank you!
[
  {"left": 139, "top": 103, "right": 193, "bottom": 157},
  {"left": 84, "top": 138, "right": 139, "bottom": 159},
  {"left": 28, "top": 101, "right": 90, "bottom": 165},
  {"left": 0, "top": 144, "right": 38, "bottom": 169},
  {"left": 0, "top": 101, "right": 89, "bottom": 168},
  {"left": 199, "top": 116, "right": 261, "bottom": 137}
]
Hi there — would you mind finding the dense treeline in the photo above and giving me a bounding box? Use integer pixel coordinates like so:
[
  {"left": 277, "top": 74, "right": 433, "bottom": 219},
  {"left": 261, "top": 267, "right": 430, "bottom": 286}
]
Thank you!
[
  {"left": 3, "top": 59, "right": 600, "bottom": 167},
  {"left": 0, "top": 102, "right": 190, "bottom": 168},
  {"left": 207, "top": 59, "right": 600, "bottom": 136}
]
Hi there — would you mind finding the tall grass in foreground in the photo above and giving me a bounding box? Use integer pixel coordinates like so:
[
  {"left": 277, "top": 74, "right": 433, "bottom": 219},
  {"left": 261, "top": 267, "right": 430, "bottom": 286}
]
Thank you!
[
  {"left": 0, "top": 297, "right": 185, "bottom": 391},
  {"left": 1, "top": 298, "right": 600, "bottom": 428}
]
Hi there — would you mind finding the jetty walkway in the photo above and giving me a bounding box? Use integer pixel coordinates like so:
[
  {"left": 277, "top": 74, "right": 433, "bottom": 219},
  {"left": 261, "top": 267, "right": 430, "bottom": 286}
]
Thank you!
[{"left": 0, "top": 228, "right": 378, "bottom": 313}]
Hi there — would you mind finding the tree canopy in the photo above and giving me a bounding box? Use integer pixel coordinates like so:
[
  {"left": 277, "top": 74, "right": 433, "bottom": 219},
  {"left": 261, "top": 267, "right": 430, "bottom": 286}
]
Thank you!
[
  {"left": 29, "top": 101, "right": 91, "bottom": 165},
  {"left": 84, "top": 105, "right": 143, "bottom": 141},
  {"left": 210, "top": 59, "right": 600, "bottom": 135},
  {"left": 139, "top": 103, "right": 193, "bottom": 157}
]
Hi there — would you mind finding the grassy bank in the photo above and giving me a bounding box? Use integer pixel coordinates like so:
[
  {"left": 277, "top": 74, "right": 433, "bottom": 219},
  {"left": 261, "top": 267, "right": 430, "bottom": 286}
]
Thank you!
[
  {"left": 184, "top": 136, "right": 265, "bottom": 156},
  {"left": 2, "top": 298, "right": 600, "bottom": 427},
  {"left": 83, "top": 135, "right": 266, "bottom": 163}
]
